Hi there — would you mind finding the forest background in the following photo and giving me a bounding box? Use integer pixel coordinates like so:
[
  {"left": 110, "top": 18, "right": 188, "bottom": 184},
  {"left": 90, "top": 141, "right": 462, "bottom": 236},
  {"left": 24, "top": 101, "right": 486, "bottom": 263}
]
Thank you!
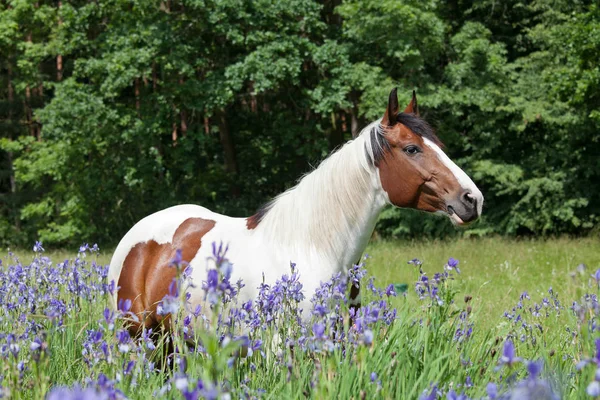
[{"left": 0, "top": 0, "right": 598, "bottom": 247}]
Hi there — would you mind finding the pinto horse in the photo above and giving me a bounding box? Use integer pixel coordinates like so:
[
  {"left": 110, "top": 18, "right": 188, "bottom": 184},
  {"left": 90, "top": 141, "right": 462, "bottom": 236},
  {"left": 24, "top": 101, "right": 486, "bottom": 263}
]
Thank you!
[{"left": 108, "top": 88, "right": 483, "bottom": 335}]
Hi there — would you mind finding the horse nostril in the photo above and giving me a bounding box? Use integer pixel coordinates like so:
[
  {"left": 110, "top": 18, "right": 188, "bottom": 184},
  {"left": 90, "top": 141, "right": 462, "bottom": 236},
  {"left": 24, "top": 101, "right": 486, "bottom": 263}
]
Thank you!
[{"left": 462, "top": 191, "right": 475, "bottom": 206}]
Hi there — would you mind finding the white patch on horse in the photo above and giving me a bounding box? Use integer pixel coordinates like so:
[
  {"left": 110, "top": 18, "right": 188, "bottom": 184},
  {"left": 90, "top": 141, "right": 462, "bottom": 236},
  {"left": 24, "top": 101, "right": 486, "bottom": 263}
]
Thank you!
[
  {"left": 108, "top": 124, "right": 390, "bottom": 316},
  {"left": 250, "top": 123, "right": 389, "bottom": 274},
  {"left": 422, "top": 137, "right": 484, "bottom": 216}
]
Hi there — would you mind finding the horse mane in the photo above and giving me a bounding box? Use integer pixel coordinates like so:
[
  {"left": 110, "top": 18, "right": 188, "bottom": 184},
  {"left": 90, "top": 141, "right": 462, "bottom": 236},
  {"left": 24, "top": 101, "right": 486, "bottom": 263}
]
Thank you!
[
  {"left": 248, "top": 113, "right": 441, "bottom": 231},
  {"left": 247, "top": 127, "right": 384, "bottom": 261}
]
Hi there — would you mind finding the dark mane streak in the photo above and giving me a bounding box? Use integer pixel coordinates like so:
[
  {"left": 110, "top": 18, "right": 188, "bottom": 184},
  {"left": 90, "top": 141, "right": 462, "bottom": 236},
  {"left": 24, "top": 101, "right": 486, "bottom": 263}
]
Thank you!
[
  {"left": 369, "top": 112, "right": 442, "bottom": 166},
  {"left": 246, "top": 200, "right": 275, "bottom": 229}
]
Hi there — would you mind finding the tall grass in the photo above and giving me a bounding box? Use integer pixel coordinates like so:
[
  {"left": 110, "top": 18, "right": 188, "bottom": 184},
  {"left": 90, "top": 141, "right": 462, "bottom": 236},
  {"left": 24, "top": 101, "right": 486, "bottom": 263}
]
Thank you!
[{"left": 1, "top": 237, "right": 599, "bottom": 399}]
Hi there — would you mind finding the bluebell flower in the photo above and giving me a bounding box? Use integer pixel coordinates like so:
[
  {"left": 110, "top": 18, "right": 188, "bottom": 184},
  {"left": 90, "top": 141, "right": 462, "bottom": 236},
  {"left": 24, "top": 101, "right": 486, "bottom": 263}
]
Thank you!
[
  {"left": 527, "top": 360, "right": 543, "bottom": 380},
  {"left": 363, "top": 329, "right": 374, "bottom": 346},
  {"left": 33, "top": 241, "right": 44, "bottom": 253},
  {"left": 465, "top": 376, "right": 473, "bottom": 388},
  {"left": 312, "top": 323, "right": 326, "bottom": 339},
  {"left": 385, "top": 284, "right": 397, "bottom": 297},
  {"left": 486, "top": 383, "right": 497, "bottom": 399},
  {"left": 446, "top": 389, "right": 469, "bottom": 400},
  {"left": 46, "top": 385, "right": 104, "bottom": 400},
  {"left": 593, "top": 269, "right": 600, "bottom": 284},
  {"left": 588, "top": 381, "right": 600, "bottom": 397},
  {"left": 498, "top": 339, "right": 522, "bottom": 367},
  {"left": 420, "top": 385, "right": 438, "bottom": 400}
]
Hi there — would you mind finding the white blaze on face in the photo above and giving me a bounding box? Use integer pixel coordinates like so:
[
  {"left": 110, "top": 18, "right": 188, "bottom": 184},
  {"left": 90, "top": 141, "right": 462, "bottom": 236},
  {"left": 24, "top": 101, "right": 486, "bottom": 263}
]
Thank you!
[{"left": 423, "top": 138, "right": 484, "bottom": 217}]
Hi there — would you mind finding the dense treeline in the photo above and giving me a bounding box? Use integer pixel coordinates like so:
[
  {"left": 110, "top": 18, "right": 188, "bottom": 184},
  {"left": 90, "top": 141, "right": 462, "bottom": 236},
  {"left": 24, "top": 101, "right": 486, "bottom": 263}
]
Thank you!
[{"left": 0, "top": 0, "right": 598, "bottom": 246}]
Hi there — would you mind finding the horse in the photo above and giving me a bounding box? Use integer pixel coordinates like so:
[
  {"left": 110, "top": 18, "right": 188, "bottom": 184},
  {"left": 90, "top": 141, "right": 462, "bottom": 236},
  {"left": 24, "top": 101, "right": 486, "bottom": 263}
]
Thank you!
[{"left": 108, "top": 88, "right": 484, "bottom": 336}]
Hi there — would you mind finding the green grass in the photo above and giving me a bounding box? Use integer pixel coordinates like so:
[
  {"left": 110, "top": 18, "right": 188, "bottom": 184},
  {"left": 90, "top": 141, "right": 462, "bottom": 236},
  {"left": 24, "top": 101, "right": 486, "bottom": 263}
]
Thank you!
[
  {"left": 2, "top": 237, "right": 600, "bottom": 399},
  {"left": 366, "top": 236, "right": 600, "bottom": 329}
]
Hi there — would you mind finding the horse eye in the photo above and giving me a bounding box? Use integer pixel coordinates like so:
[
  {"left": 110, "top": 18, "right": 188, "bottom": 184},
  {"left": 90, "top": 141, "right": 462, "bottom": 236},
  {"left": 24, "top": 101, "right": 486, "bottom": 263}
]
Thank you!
[{"left": 403, "top": 145, "right": 421, "bottom": 155}]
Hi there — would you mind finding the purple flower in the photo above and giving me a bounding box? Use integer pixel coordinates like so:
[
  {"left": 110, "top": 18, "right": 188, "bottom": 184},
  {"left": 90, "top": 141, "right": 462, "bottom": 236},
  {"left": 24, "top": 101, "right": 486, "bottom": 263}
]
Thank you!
[
  {"left": 499, "top": 339, "right": 522, "bottom": 367},
  {"left": 123, "top": 360, "right": 135, "bottom": 375},
  {"left": 465, "top": 375, "right": 473, "bottom": 388},
  {"left": 312, "top": 323, "right": 326, "bottom": 339},
  {"left": 171, "top": 249, "right": 184, "bottom": 267},
  {"left": 593, "top": 269, "right": 600, "bottom": 284},
  {"left": 446, "top": 389, "right": 469, "bottom": 400},
  {"left": 487, "top": 383, "right": 498, "bottom": 399},
  {"left": 157, "top": 293, "right": 180, "bottom": 315},
  {"left": 118, "top": 298, "right": 132, "bottom": 313},
  {"left": 527, "top": 360, "right": 543, "bottom": 380},
  {"left": 370, "top": 372, "right": 377, "bottom": 382},
  {"left": 33, "top": 241, "right": 44, "bottom": 253},
  {"left": 220, "top": 261, "right": 233, "bottom": 280},
  {"left": 363, "top": 330, "right": 373, "bottom": 346},
  {"left": 408, "top": 258, "right": 423, "bottom": 266},
  {"left": 446, "top": 258, "right": 460, "bottom": 274},
  {"left": 419, "top": 385, "right": 438, "bottom": 400},
  {"left": 116, "top": 330, "right": 131, "bottom": 353},
  {"left": 588, "top": 381, "right": 600, "bottom": 396},
  {"left": 385, "top": 284, "right": 397, "bottom": 297},
  {"left": 47, "top": 386, "right": 105, "bottom": 400}
]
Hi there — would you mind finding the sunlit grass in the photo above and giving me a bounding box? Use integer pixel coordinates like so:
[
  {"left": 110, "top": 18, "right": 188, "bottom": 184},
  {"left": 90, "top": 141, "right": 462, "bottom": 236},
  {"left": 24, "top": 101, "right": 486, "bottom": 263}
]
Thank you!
[
  {"left": 2, "top": 237, "right": 599, "bottom": 399},
  {"left": 366, "top": 236, "right": 600, "bottom": 329}
]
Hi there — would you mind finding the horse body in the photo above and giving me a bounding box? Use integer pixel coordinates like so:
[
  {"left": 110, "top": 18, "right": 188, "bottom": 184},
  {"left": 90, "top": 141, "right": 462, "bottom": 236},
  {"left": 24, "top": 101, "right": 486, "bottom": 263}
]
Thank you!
[
  {"left": 108, "top": 128, "right": 389, "bottom": 329},
  {"left": 109, "top": 89, "right": 484, "bottom": 335}
]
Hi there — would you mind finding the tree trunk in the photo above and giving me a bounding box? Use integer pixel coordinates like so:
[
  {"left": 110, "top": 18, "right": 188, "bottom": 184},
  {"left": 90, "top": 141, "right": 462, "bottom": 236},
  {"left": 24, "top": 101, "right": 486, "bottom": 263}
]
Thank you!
[
  {"left": 172, "top": 121, "right": 178, "bottom": 142},
  {"left": 57, "top": 1, "right": 63, "bottom": 81},
  {"left": 350, "top": 91, "right": 363, "bottom": 138},
  {"left": 351, "top": 109, "right": 359, "bottom": 138},
  {"left": 327, "top": 112, "right": 344, "bottom": 150},
  {"left": 57, "top": 54, "right": 63, "bottom": 81},
  {"left": 218, "top": 108, "right": 238, "bottom": 175},
  {"left": 204, "top": 116, "right": 210, "bottom": 134},
  {"left": 180, "top": 109, "right": 188, "bottom": 136},
  {"left": 135, "top": 78, "right": 141, "bottom": 116},
  {"left": 179, "top": 76, "right": 187, "bottom": 136},
  {"left": 152, "top": 62, "right": 157, "bottom": 91}
]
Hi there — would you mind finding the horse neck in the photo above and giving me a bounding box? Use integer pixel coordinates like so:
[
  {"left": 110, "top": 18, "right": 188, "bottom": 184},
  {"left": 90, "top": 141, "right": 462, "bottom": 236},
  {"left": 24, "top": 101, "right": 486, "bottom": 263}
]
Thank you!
[{"left": 254, "top": 133, "right": 388, "bottom": 267}]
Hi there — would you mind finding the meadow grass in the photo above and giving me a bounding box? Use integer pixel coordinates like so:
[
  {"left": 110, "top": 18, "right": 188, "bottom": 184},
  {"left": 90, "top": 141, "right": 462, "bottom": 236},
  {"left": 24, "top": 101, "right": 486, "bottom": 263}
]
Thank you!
[
  {"left": 1, "top": 237, "right": 600, "bottom": 399},
  {"left": 366, "top": 236, "right": 600, "bottom": 330}
]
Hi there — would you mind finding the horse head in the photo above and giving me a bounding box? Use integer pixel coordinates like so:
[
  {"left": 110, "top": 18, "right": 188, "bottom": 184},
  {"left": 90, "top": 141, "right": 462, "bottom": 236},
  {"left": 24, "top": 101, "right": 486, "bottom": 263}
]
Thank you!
[{"left": 374, "top": 88, "right": 483, "bottom": 225}]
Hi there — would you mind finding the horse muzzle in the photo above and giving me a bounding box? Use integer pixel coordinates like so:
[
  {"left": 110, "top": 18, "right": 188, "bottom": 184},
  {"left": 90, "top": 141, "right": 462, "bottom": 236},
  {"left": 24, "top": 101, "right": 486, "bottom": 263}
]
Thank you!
[{"left": 446, "top": 190, "right": 483, "bottom": 226}]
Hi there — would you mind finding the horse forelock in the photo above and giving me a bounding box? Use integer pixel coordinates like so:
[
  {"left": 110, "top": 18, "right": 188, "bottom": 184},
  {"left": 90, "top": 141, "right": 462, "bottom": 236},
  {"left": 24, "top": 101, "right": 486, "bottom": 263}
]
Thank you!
[{"left": 365, "top": 114, "right": 443, "bottom": 167}]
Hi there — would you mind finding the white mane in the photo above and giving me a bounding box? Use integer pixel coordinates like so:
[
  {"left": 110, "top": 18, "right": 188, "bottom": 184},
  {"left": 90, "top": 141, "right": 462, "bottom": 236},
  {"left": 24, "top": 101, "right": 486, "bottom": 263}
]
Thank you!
[{"left": 253, "top": 120, "right": 389, "bottom": 265}]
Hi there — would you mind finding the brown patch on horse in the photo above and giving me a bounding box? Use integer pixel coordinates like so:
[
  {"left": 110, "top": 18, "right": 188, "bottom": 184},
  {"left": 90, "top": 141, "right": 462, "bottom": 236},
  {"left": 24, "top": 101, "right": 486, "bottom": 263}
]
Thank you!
[
  {"left": 118, "top": 217, "right": 215, "bottom": 336},
  {"left": 246, "top": 215, "right": 260, "bottom": 230},
  {"left": 246, "top": 202, "right": 273, "bottom": 230}
]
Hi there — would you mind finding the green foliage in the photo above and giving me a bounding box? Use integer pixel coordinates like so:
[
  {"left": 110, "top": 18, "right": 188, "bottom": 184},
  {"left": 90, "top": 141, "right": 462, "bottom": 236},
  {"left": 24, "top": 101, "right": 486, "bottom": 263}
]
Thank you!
[{"left": 0, "top": 0, "right": 598, "bottom": 245}]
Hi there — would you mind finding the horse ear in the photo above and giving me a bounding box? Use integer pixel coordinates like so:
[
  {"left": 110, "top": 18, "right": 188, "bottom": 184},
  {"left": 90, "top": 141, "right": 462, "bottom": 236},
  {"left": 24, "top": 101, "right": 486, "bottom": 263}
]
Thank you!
[
  {"left": 404, "top": 90, "right": 419, "bottom": 116},
  {"left": 382, "top": 87, "right": 399, "bottom": 126}
]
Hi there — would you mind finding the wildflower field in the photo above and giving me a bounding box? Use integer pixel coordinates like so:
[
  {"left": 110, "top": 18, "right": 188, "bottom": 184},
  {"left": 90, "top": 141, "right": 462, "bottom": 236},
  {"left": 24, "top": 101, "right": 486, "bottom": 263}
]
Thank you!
[{"left": 1, "top": 237, "right": 600, "bottom": 399}]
